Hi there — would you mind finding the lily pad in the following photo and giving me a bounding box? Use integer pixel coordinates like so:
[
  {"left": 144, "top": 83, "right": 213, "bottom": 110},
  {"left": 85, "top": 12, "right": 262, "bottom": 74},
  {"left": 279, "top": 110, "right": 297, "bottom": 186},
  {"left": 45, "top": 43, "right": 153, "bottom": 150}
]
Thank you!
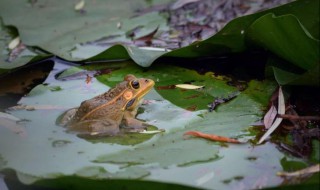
[
  {"left": 90, "top": 62, "right": 237, "bottom": 111},
  {"left": 81, "top": 125, "right": 162, "bottom": 146},
  {"left": 74, "top": 165, "right": 150, "bottom": 179},
  {"left": 0, "top": 0, "right": 171, "bottom": 63},
  {"left": 1, "top": 60, "right": 317, "bottom": 189},
  {"left": 94, "top": 79, "right": 276, "bottom": 167},
  {"left": 33, "top": 176, "right": 202, "bottom": 190},
  {"left": 27, "top": 84, "right": 63, "bottom": 96}
]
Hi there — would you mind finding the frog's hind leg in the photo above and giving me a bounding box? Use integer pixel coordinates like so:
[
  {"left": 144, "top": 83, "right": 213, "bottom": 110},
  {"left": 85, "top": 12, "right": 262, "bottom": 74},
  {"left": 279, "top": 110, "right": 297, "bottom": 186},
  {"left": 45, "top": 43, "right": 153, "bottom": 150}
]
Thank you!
[
  {"left": 58, "top": 108, "right": 78, "bottom": 126},
  {"left": 69, "top": 119, "right": 120, "bottom": 136},
  {"left": 90, "top": 120, "right": 120, "bottom": 136}
]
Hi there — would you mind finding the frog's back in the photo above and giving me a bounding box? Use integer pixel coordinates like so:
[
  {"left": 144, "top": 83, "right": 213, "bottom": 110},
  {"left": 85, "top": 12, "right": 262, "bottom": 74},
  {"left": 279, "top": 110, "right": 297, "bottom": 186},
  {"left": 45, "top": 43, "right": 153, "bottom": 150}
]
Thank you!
[{"left": 71, "top": 81, "right": 128, "bottom": 122}]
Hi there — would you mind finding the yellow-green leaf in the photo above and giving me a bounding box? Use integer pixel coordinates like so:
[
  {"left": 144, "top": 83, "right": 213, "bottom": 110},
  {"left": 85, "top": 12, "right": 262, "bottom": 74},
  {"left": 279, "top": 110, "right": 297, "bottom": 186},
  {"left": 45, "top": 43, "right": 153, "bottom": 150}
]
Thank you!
[
  {"left": 74, "top": 0, "right": 85, "bottom": 11},
  {"left": 175, "top": 84, "right": 204, "bottom": 90},
  {"left": 8, "top": 36, "right": 20, "bottom": 50}
]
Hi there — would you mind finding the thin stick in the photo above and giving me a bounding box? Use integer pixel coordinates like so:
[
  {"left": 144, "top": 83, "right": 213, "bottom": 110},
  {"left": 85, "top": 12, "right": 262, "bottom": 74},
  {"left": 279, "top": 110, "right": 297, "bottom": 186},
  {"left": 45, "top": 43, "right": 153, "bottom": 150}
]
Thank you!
[{"left": 278, "top": 114, "right": 320, "bottom": 121}]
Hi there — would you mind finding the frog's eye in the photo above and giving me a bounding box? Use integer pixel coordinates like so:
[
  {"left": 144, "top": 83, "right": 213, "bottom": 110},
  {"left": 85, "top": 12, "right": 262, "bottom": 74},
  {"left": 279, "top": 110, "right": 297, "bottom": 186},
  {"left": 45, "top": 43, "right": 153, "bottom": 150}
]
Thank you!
[{"left": 131, "top": 80, "right": 140, "bottom": 89}]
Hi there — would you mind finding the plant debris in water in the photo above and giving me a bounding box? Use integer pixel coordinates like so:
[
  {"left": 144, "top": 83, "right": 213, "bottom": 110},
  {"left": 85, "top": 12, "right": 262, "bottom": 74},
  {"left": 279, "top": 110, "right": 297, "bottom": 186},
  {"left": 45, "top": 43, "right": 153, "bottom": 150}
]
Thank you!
[
  {"left": 207, "top": 91, "right": 240, "bottom": 112},
  {"left": 91, "top": 0, "right": 294, "bottom": 50},
  {"left": 261, "top": 87, "right": 320, "bottom": 159},
  {"left": 183, "top": 130, "right": 241, "bottom": 144}
]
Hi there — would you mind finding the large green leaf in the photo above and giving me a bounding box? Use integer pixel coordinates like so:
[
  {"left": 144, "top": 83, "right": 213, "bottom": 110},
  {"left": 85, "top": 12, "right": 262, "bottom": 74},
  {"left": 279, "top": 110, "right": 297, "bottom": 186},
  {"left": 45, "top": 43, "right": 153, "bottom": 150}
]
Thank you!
[
  {"left": 0, "top": 0, "right": 318, "bottom": 67},
  {"left": 0, "top": 19, "right": 48, "bottom": 71},
  {"left": 0, "top": 0, "right": 171, "bottom": 64},
  {"left": 246, "top": 13, "right": 319, "bottom": 85}
]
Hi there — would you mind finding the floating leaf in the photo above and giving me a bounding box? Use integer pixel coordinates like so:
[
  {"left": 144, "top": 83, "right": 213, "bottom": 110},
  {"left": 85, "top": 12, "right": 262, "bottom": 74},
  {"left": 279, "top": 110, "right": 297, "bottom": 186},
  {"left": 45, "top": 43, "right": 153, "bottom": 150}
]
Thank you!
[
  {"left": 0, "top": 61, "right": 281, "bottom": 189},
  {"left": 138, "top": 129, "right": 165, "bottom": 134},
  {"left": 82, "top": 126, "right": 162, "bottom": 146},
  {"left": 74, "top": 0, "right": 85, "bottom": 11},
  {"left": 175, "top": 84, "right": 204, "bottom": 90},
  {"left": 8, "top": 36, "right": 20, "bottom": 50},
  {"left": 263, "top": 104, "right": 277, "bottom": 129}
]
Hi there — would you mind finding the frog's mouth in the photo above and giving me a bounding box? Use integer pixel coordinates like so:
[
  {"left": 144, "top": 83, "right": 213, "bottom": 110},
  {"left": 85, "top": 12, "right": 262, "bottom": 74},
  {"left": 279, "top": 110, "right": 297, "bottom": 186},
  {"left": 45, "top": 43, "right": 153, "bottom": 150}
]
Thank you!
[{"left": 136, "top": 82, "right": 154, "bottom": 100}]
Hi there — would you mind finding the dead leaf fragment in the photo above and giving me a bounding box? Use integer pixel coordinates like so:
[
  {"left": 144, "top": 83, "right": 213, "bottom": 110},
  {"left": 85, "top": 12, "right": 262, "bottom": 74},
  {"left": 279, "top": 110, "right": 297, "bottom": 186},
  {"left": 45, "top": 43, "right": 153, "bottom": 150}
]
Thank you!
[
  {"left": 258, "top": 87, "right": 285, "bottom": 144},
  {"left": 134, "top": 27, "right": 158, "bottom": 43},
  {"left": 264, "top": 104, "right": 277, "bottom": 129},
  {"left": 277, "top": 164, "right": 320, "bottom": 177},
  {"left": 175, "top": 84, "right": 204, "bottom": 90},
  {"left": 139, "top": 129, "right": 165, "bottom": 134},
  {"left": 170, "top": 0, "right": 200, "bottom": 10},
  {"left": 85, "top": 74, "right": 92, "bottom": 84},
  {"left": 117, "top": 22, "right": 122, "bottom": 29},
  {"left": 8, "top": 36, "right": 20, "bottom": 50},
  {"left": 138, "top": 47, "right": 168, "bottom": 52},
  {"left": 75, "top": 0, "right": 85, "bottom": 11},
  {"left": 184, "top": 131, "right": 241, "bottom": 144}
]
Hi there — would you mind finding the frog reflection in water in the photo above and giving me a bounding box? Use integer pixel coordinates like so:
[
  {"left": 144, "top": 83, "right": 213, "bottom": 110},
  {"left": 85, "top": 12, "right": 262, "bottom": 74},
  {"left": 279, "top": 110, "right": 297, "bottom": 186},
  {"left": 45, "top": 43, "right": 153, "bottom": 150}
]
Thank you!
[{"left": 60, "top": 74, "right": 155, "bottom": 136}]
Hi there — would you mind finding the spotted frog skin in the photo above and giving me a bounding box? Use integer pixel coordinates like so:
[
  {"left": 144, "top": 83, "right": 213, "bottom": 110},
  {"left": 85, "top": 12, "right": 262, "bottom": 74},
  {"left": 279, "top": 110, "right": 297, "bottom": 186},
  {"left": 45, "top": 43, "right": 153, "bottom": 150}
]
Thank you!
[{"left": 59, "top": 74, "right": 155, "bottom": 136}]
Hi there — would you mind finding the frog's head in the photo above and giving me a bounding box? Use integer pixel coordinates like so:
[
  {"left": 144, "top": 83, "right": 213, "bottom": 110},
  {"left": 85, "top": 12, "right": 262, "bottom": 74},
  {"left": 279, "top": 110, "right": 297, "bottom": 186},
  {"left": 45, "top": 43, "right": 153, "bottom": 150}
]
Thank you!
[{"left": 121, "top": 74, "right": 154, "bottom": 111}]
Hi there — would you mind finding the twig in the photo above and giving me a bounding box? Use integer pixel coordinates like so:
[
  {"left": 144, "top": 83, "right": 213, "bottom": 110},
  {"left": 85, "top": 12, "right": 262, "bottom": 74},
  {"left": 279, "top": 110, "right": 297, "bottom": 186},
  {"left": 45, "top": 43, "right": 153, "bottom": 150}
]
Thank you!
[
  {"left": 278, "top": 114, "right": 320, "bottom": 121},
  {"left": 277, "top": 164, "right": 320, "bottom": 177},
  {"left": 183, "top": 131, "right": 241, "bottom": 144}
]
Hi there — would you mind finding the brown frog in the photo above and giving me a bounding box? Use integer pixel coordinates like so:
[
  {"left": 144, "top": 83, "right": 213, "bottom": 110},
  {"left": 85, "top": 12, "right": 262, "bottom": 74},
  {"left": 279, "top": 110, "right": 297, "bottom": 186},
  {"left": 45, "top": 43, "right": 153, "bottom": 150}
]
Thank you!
[{"left": 59, "top": 74, "right": 155, "bottom": 136}]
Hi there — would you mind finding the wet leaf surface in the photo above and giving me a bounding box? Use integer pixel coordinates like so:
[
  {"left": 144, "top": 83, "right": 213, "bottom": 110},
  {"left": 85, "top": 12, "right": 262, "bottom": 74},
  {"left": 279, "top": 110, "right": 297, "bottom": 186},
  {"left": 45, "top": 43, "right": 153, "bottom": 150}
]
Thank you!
[
  {"left": 0, "top": 0, "right": 319, "bottom": 189},
  {"left": 0, "top": 112, "right": 27, "bottom": 137},
  {"left": 0, "top": 60, "right": 296, "bottom": 190},
  {"left": 79, "top": 125, "right": 162, "bottom": 146}
]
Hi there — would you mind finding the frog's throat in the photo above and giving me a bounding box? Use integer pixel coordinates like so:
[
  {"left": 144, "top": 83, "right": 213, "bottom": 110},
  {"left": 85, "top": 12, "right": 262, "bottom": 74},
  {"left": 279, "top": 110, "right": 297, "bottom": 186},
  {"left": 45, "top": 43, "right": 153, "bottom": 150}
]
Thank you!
[
  {"left": 121, "top": 86, "right": 152, "bottom": 110},
  {"left": 121, "top": 85, "right": 153, "bottom": 110},
  {"left": 79, "top": 86, "right": 153, "bottom": 121}
]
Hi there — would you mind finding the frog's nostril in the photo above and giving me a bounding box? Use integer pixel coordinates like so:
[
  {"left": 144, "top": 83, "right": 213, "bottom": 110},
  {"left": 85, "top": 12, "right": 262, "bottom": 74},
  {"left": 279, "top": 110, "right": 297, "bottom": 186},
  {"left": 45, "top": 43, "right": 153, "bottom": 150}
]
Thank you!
[{"left": 145, "top": 79, "right": 149, "bottom": 83}]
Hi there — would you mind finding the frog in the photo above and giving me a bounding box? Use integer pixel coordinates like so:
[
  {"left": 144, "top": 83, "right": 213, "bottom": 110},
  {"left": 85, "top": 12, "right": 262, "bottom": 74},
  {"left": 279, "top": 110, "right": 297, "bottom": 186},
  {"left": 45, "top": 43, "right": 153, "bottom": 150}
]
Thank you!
[{"left": 59, "top": 74, "right": 155, "bottom": 136}]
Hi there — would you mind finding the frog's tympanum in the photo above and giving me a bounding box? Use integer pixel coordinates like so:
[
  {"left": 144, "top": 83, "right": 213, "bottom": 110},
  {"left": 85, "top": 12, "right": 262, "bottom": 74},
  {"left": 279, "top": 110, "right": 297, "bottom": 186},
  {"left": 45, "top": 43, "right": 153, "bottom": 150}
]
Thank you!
[{"left": 59, "top": 74, "right": 155, "bottom": 136}]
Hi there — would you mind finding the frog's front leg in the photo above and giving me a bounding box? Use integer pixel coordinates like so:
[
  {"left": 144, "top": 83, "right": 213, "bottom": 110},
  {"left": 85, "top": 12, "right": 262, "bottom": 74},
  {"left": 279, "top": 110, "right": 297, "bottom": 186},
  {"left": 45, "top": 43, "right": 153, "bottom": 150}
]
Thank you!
[{"left": 123, "top": 110, "right": 147, "bottom": 130}]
